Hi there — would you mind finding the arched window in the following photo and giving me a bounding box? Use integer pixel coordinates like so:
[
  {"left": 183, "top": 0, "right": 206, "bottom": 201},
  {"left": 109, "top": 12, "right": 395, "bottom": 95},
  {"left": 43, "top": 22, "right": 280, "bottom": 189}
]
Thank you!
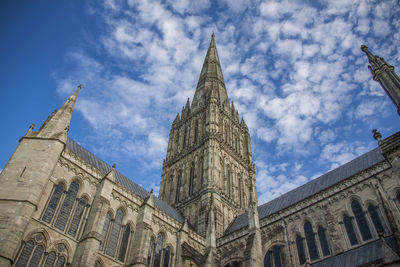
[
  {"left": 351, "top": 200, "right": 372, "bottom": 241},
  {"left": 264, "top": 245, "right": 283, "bottom": 267},
  {"left": 183, "top": 127, "right": 187, "bottom": 149},
  {"left": 296, "top": 235, "right": 306, "bottom": 265},
  {"left": 94, "top": 261, "right": 102, "bottom": 267},
  {"left": 397, "top": 191, "right": 400, "bottom": 203},
  {"left": 42, "top": 183, "right": 64, "bottom": 223},
  {"left": 368, "top": 204, "right": 386, "bottom": 235},
  {"left": 153, "top": 233, "right": 164, "bottom": 267},
  {"left": 15, "top": 234, "right": 46, "bottom": 267},
  {"left": 99, "top": 213, "right": 111, "bottom": 251},
  {"left": 118, "top": 224, "right": 131, "bottom": 262},
  {"left": 163, "top": 246, "right": 171, "bottom": 267},
  {"left": 43, "top": 244, "right": 68, "bottom": 267},
  {"left": 54, "top": 181, "right": 80, "bottom": 231},
  {"left": 343, "top": 215, "right": 359, "bottom": 246},
  {"left": 317, "top": 226, "right": 330, "bottom": 257},
  {"left": 147, "top": 237, "right": 155, "bottom": 266},
  {"left": 68, "top": 197, "right": 87, "bottom": 237},
  {"left": 304, "top": 221, "right": 319, "bottom": 261},
  {"left": 106, "top": 208, "right": 124, "bottom": 257}
]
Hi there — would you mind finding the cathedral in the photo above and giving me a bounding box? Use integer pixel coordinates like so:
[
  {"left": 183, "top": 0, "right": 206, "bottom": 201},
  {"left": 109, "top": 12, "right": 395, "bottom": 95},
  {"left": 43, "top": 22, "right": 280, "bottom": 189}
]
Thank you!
[{"left": 1, "top": 35, "right": 400, "bottom": 267}]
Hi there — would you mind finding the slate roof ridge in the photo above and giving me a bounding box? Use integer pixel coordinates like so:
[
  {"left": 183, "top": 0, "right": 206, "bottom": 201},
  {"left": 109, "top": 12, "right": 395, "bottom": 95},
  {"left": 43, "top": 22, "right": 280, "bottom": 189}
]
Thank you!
[
  {"left": 65, "top": 137, "right": 184, "bottom": 223},
  {"left": 224, "top": 147, "right": 385, "bottom": 235}
]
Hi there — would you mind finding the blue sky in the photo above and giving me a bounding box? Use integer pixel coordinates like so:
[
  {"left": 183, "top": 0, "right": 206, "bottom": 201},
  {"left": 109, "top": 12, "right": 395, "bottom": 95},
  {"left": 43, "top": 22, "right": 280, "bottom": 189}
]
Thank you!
[{"left": 1, "top": 0, "right": 399, "bottom": 205}]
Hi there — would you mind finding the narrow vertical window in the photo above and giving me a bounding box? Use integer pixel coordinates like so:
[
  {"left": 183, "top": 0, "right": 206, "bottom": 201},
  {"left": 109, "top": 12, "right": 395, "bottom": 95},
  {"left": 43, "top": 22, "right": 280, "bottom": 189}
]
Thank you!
[
  {"left": 42, "top": 183, "right": 64, "bottom": 223},
  {"left": 28, "top": 244, "right": 44, "bottom": 267},
  {"left": 351, "top": 200, "right": 372, "bottom": 241},
  {"left": 189, "top": 162, "right": 195, "bottom": 195},
  {"left": 296, "top": 236, "right": 306, "bottom": 265},
  {"left": 304, "top": 221, "right": 319, "bottom": 261},
  {"left": 368, "top": 204, "right": 386, "bottom": 235},
  {"left": 99, "top": 213, "right": 111, "bottom": 251},
  {"left": 273, "top": 245, "right": 282, "bottom": 267},
  {"left": 15, "top": 240, "right": 34, "bottom": 267},
  {"left": 68, "top": 197, "right": 87, "bottom": 237},
  {"left": 397, "top": 191, "right": 400, "bottom": 203},
  {"left": 176, "top": 172, "right": 181, "bottom": 202},
  {"left": 55, "top": 256, "right": 65, "bottom": 267},
  {"left": 163, "top": 247, "right": 170, "bottom": 267},
  {"left": 106, "top": 209, "right": 124, "bottom": 257},
  {"left": 194, "top": 120, "right": 198, "bottom": 143},
  {"left": 54, "top": 181, "right": 79, "bottom": 231},
  {"left": 227, "top": 169, "right": 231, "bottom": 197},
  {"left": 239, "top": 178, "right": 242, "bottom": 206},
  {"left": 44, "top": 251, "right": 56, "bottom": 267},
  {"left": 153, "top": 233, "right": 164, "bottom": 267},
  {"left": 183, "top": 127, "right": 187, "bottom": 149},
  {"left": 175, "top": 131, "right": 180, "bottom": 152},
  {"left": 118, "top": 224, "right": 131, "bottom": 262},
  {"left": 147, "top": 238, "right": 154, "bottom": 266},
  {"left": 263, "top": 250, "right": 272, "bottom": 267},
  {"left": 200, "top": 157, "right": 204, "bottom": 186},
  {"left": 344, "top": 215, "right": 359, "bottom": 246},
  {"left": 318, "top": 226, "right": 330, "bottom": 256}
]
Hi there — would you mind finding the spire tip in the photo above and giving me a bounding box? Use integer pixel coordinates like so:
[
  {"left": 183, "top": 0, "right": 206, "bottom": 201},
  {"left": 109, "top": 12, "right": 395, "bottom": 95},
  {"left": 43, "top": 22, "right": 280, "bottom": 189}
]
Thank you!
[{"left": 361, "top": 44, "right": 368, "bottom": 52}]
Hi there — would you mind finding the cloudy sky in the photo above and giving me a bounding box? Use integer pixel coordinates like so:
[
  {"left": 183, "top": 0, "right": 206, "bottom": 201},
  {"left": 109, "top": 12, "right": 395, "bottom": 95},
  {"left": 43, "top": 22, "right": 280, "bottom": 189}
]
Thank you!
[{"left": 1, "top": 0, "right": 399, "bottom": 205}]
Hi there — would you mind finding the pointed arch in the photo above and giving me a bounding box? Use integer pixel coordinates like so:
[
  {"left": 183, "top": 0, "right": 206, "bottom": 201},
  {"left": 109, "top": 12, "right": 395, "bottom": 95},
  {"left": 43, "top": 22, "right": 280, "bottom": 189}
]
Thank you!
[
  {"left": 117, "top": 223, "right": 131, "bottom": 262},
  {"left": 15, "top": 233, "right": 47, "bottom": 267},
  {"left": 317, "top": 226, "right": 330, "bottom": 257},
  {"left": 351, "top": 200, "right": 372, "bottom": 241},
  {"left": 99, "top": 212, "right": 112, "bottom": 251},
  {"left": 343, "top": 215, "right": 359, "bottom": 246},
  {"left": 368, "top": 204, "right": 386, "bottom": 235},
  {"left": 42, "top": 183, "right": 64, "bottom": 223},
  {"left": 304, "top": 221, "right": 319, "bottom": 261},
  {"left": 54, "top": 180, "right": 80, "bottom": 231},
  {"left": 106, "top": 208, "right": 124, "bottom": 257}
]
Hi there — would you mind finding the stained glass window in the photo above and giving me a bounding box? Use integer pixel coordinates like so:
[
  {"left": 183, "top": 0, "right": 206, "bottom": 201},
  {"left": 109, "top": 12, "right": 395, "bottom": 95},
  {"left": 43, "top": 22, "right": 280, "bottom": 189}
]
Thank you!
[
  {"left": 15, "top": 240, "right": 34, "bottom": 267},
  {"left": 55, "top": 256, "right": 65, "bottom": 267},
  {"left": 351, "top": 200, "right": 372, "bottom": 241},
  {"left": 44, "top": 251, "right": 56, "bottom": 267},
  {"left": 304, "top": 221, "right": 319, "bottom": 261},
  {"left": 368, "top": 204, "right": 386, "bottom": 235},
  {"left": 273, "top": 246, "right": 282, "bottom": 267},
  {"left": 106, "top": 209, "right": 124, "bottom": 257},
  {"left": 163, "top": 247, "right": 170, "bottom": 267},
  {"left": 68, "top": 197, "right": 87, "bottom": 237},
  {"left": 42, "top": 184, "right": 64, "bottom": 223},
  {"left": 344, "top": 215, "right": 359, "bottom": 246},
  {"left": 147, "top": 238, "right": 154, "bottom": 265},
  {"left": 296, "top": 236, "right": 306, "bottom": 265},
  {"left": 99, "top": 213, "right": 111, "bottom": 251},
  {"left": 153, "top": 233, "right": 164, "bottom": 267},
  {"left": 263, "top": 250, "right": 272, "bottom": 267},
  {"left": 118, "top": 224, "right": 131, "bottom": 262},
  {"left": 27, "top": 244, "right": 44, "bottom": 267},
  {"left": 55, "top": 181, "right": 79, "bottom": 231},
  {"left": 318, "top": 226, "right": 330, "bottom": 256}
]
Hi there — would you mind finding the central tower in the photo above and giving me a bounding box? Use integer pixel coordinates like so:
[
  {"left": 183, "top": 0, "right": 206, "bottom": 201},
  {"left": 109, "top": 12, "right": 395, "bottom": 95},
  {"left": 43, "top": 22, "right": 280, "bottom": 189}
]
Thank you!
[{"left": 159, "top": 34, "right": 256, "bottom": 237}]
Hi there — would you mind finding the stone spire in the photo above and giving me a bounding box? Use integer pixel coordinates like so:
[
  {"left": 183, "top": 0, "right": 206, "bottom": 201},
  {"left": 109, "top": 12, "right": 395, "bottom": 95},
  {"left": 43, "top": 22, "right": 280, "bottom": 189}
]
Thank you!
[
  {"left": 361, "top": 45, "right": 400, "bottom": 115},
  {"left": 192, "top": 34, "right": 229, "bottom": 107},
  {"left": 38, "top": 85, "right": 81, "bottom": 142}
]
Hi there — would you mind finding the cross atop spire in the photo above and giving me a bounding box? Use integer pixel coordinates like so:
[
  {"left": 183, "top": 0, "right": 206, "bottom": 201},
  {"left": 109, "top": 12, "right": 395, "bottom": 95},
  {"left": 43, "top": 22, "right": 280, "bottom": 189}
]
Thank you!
[{"left": 192, "top": 33, "right": 229, "bottom": 107}]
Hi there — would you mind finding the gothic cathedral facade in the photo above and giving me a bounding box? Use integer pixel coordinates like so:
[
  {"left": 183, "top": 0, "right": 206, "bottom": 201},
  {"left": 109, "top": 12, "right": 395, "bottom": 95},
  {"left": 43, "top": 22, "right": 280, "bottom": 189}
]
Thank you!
[{"left": 1, "top": 35, "right": 400, "bottom": 267}]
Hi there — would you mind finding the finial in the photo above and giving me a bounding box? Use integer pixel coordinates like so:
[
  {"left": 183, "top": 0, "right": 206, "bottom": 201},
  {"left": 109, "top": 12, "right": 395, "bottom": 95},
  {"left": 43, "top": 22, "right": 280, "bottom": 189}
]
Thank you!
[
  {"left": 64, "top": 125, "right": 70, "bottom": 132},
  {"left": 361, "top": 44, "right": 368, "bottom": 52},
  {"left": 150, "top": 188, "right": 154, "bottom": 194},
  {"left": 372, "top": 129, "right": 382, "bottom": 141},
  {"left": 29, "top": 124, "right": 35, "bottom": 130},
  {"left": 211, "top": 32, "right": 215, "bottom": 39},
  {"left": 77, "top": 84, "right": 82, "bottom": 90},
  {"left": 112, "top": 163, "right": 116, "bottom": 169}
]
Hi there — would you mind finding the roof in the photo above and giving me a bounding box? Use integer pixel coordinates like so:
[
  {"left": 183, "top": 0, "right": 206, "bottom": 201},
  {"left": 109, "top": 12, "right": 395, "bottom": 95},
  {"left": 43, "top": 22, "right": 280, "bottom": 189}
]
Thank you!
[
  {"left": 310, "top": 236, "right": 395, "bottom": 267},
  {"left": 65, "top": 138, "right": 185, "bottom": 223},
  {"left": 225, "top": 147, "right": 385, "bottom": 234}
]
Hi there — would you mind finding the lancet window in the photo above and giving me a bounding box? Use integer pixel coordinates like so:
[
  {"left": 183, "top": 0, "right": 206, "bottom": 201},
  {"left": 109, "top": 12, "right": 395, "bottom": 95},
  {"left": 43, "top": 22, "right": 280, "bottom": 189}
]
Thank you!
[
  {"left": 351, "top": 200, "right": 372, "bottom": 241},
  {"left": 295, "top": 235, "right": 306, "bottom": 265},
  {"left": 189, "top": 162, "right": 195, "bottom": 195},
  {"left": 176, "top": 171, "right": 182, "bottom": 203},
  {"left": 367, "top": 204, "right": 386, "bottom": 235},
  {"left": 317, "top": 226, "right": 330, "bottom": 257},
  {"left": 15, "top": 233, "right": 68, "bottom": 267},
  {"left": 41, "top": 181, "right": 88, "bottom": 239},
  {"left": 147, "top": 233, "right": 172, "bottom": 267},
  {"left": 343, "top": 215, "right": 359, "bottom": 246},
  {"left": 264, "top": 245, "right": 284, "bottom": 267},
  {"left": 304, "top": 221, "right": 319, "bottom": 261},
  {"left": 99, "top": 209, "right": 132, "bottom": 263}
]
